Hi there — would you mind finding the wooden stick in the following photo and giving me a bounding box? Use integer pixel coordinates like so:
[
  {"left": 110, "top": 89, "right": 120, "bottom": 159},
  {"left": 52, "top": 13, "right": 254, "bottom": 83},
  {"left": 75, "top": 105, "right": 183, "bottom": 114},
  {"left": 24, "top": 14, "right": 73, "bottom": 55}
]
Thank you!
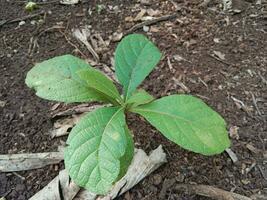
[
  {"left": 125, "top": 13, "right": 178, "bottom": 34},
  {"left": 175, "top": 184, "right": 252, "bottom": 200},
  {"left": 1, "top": 11, "right": 45, "bottom": 27}
]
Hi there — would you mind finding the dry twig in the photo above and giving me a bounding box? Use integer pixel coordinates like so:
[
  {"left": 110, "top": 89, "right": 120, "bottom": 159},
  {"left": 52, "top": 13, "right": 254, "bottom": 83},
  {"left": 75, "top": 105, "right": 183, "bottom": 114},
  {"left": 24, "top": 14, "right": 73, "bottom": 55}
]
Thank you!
[
  {"left": 0, "top": 11, "right": 45, "bottom": 27},
  {"left": 125, "top": 13, "right": 178, "bottom": 35},
  {"left": 175, "top": 184, "right": 252, "bottom": 200}
]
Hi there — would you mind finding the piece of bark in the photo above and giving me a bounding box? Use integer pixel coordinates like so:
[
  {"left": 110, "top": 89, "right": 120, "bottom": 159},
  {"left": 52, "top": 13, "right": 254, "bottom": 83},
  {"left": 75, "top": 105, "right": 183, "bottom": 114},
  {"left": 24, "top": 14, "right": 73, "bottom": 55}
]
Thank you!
[
  {"left": 175, "top": 184, "right": 252, "bottom": 200},
  {"left": 29, "top": 170, "right": 80, "bottom": 200},
  {"left": 0, "top": 152, "right": 64, "bottom": 172}
]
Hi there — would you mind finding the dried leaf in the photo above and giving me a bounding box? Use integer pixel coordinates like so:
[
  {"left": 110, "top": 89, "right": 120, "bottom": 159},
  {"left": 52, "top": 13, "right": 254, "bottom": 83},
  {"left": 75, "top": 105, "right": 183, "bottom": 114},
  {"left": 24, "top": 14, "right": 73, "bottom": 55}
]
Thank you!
[
  {"left": 51, "top": 114, "right": 84, "bottom": 138},
  {"left": 146, "top": 9, "right": 161, "bottom": 17},
  {"left": 73, "top": 28, "right": 99, "bottom": 61},
  {"left": 30, "top": 146, "right": 166, "bottom": 200},
  {"left": 229, "top": 126, "right": 239, "bottom": 140},
  {"left": 134, "top": 9, "right": 147, "bottom": 21},
  {"left": 29, "top": 170, "right": 80, "bottom": 200}
]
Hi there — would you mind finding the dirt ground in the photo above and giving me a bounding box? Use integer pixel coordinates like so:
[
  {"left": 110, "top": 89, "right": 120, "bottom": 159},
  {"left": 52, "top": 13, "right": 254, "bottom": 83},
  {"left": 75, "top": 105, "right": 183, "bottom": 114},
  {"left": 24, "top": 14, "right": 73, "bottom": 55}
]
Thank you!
[{"left": 0, "top": 0, "right": 266, "bottom": 199}]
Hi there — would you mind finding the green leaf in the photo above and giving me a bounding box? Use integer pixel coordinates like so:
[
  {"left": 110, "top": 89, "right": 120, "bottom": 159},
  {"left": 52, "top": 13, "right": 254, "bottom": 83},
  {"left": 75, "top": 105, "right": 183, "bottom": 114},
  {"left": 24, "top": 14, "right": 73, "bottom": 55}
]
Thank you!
[
  {"left": 25, "top": 55, "right": 107, "bottom": 103},
  {"left": 126, "top": 89, "right": 154, "bottom": 108},
  {"left": 117, "top": 126, "right": 134, "bottom": 180},
  {"left": 64, "top": 107, "right": 127, "bottom": 194},
  {"left": 115, "top": 34, "right": 161, "bottom": 100},
  {"left": 77, "top": 68, "right": 123, "bottom": 105},
  {"left": 132, "top": 95, "right": 230, "bottom": 155}
]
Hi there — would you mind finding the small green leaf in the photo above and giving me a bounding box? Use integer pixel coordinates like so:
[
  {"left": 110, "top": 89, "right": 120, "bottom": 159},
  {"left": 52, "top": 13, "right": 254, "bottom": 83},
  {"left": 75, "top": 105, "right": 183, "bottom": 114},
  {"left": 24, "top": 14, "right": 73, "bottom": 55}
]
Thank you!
[
  {"left": 117, "top": 126, "right": 134, "bottom": 180},
  {"left": 25, "top": 1, "right": 38, "bottom": 12},
  {"left": 126, "top": 89, "right": 154, "bottom": 108},
  {"left": 26, "top": 55, "right": 108, "bottom": 103},
  {"left": 115, "top": 34, "right": 161, "bottom": 100},
  {"left": 64, "top": 107, "right": 127, "bottom": 194},
  {"left": 77, "top": 68, "right": 123, "bottom": 105},
  {"left": 132, "top": 95, "right": 230, "bottom": 155}
]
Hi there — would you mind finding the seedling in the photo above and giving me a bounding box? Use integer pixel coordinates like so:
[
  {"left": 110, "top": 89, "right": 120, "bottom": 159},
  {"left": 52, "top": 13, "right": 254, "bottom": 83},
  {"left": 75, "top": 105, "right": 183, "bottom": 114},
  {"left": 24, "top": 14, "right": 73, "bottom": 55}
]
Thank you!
[
  {"left": 25, "top": 2, "right": 38, "bottom": 12},
  {"left": 25, "top": 34, "right": 230, "bottom": 194}
]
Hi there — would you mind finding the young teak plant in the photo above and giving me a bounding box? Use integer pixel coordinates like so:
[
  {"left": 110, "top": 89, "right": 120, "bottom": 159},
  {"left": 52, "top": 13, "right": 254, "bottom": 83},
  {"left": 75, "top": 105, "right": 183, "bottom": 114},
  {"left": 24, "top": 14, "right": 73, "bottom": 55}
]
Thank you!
[{"left": 25, "top": 34, "right": 230, "bottom": 194}]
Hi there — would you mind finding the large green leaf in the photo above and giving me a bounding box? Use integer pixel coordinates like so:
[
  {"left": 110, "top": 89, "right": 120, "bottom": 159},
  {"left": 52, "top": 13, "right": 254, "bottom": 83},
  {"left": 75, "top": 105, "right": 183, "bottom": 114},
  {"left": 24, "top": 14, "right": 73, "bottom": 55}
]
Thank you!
[
  {"left": 25, "top": 55, "right": 107, "bottom": 103},
  {"left": 132, "top": 95, "right": 230, "bottom": 155},
  {"left": 115, "top": 34, "right": 161, "bottom": 100},
  {"left": 64, "top": 107, "right": 127, "bottom": 194},
  {"left": 126, "top": 89, "right": 154, "bottom": 108},
  {"left": 77, "top": 68, "right": 123, "bottom": 105}
]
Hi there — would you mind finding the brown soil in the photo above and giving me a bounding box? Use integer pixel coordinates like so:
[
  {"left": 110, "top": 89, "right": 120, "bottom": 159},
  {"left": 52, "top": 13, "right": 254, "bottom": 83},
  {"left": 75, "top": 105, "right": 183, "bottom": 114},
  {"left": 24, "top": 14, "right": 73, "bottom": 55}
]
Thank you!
[{"left": 0, "top": 0, "right": 266, "bottom": 199}]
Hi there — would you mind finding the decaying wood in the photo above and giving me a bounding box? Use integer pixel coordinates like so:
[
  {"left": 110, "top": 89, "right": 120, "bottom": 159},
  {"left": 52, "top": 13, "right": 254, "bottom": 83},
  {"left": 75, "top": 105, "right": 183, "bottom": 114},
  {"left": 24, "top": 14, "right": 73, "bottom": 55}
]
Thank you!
[
  {"left": 0, "top": 152, "right": 64, "bottom": 172},
  {"left": 29, "top": 146, "right": 166, "bottom": 200},
  {"left": 175, "top": 184, "right": 252, "bottom": 200}
]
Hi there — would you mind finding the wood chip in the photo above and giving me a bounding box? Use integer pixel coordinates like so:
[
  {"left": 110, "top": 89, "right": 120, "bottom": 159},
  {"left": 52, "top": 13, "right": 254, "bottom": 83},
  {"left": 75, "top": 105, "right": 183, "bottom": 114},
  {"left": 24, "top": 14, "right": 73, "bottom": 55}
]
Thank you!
[
  {"left": 225, "top": 148, "right": 238, "bottom": 163},
  {"left": 213, "top": 50, "right": 226, "bottom": 60}
]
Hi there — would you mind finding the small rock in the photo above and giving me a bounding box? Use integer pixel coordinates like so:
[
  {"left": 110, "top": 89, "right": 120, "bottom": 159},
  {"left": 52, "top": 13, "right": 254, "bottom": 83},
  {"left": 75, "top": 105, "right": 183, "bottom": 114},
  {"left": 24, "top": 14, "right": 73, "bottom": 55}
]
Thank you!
[
  {"left": 0, "top": 100, "right": 6, "bottom": 107},
  {"left": 143, "top": 25, "right": 149, "bottom": 32},
  {"left": 18, "top": 21, "right": 26, "bottom": 26}
]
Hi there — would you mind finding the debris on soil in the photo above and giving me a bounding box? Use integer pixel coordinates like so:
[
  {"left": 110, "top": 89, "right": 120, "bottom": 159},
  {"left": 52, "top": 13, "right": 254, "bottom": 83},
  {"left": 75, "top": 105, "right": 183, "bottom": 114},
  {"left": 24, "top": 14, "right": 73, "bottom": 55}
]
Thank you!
[
  {"left": 73, "top": 28, "right": 100, "bottom": 62},
  {"left": 60, "top": 0, "right": 79, "bottom": 5},
  {"left": 159, "top": 178, "right": 176, "bottom": 199},
  {"left": 225, "top": 148, "right": 238, "bottom": 163},
  {"left": 29, "top": 169, "right": 80, "bottom": 200},
  {"left": 50, "top": 114, "right": 84, "bottom": 138},
  {"left": 30, "top": 146, "right": 166, "bottom": 200},
  {"left": 0, "top": 152, "right": 63, "bottom": 172},
  {"left": 51, "top": 104, "right": 103, "bottom": 118},
  {"left": 0, "top": 101, "right": 6, "bottom": 108},
  {"left": 175, "top": 184, "right": 252, "bottom": 200},
  {"left": 98, "top": 145, "right": 167, "bottom": 200},
  {"left": 229, "top": 126, "right": 240, "bottom": 140}
]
